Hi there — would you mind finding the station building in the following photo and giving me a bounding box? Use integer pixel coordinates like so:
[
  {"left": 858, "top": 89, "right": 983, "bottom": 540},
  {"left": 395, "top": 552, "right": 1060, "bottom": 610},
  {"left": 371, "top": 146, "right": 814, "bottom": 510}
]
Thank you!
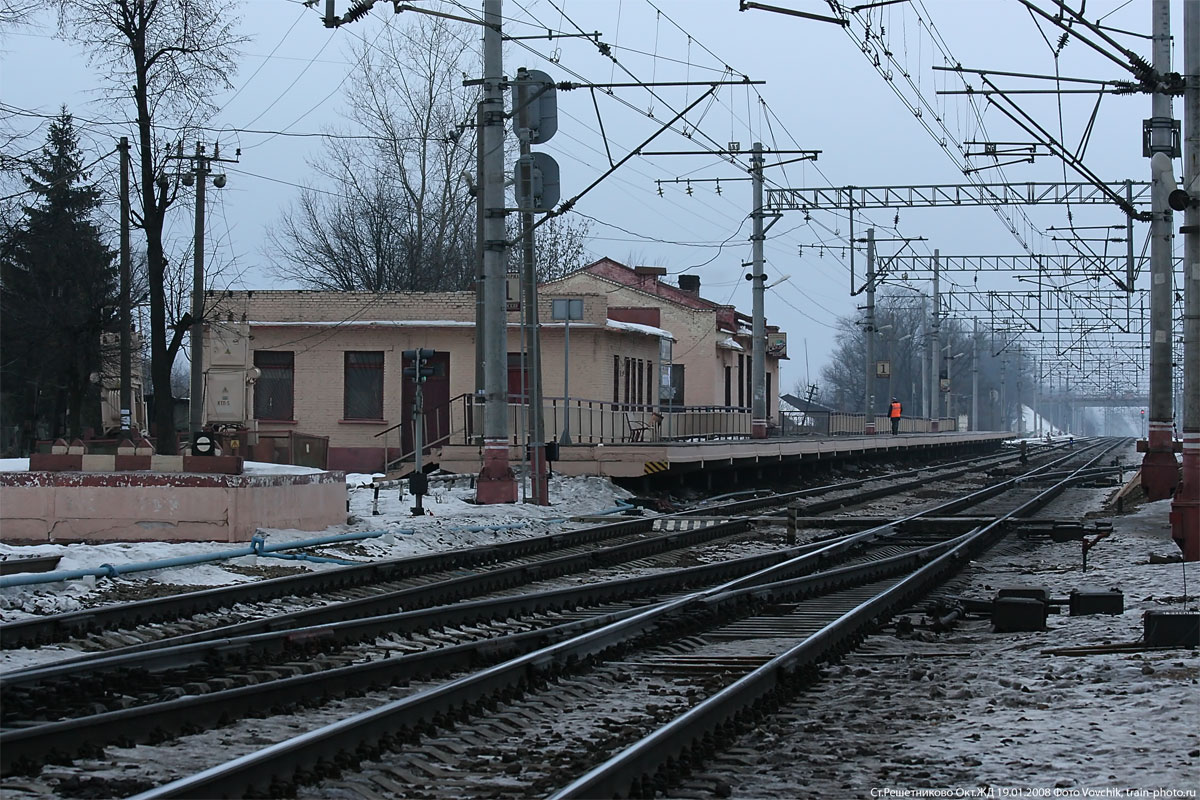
[{"left": 208, "top": 257, "right": 785, "bottom": 473}]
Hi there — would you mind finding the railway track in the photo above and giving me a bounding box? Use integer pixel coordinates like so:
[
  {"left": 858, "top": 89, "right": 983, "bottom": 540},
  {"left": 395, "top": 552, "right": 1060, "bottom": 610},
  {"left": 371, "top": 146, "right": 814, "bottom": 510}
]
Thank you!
[
  {"left": 0, "top": 439, "right": 1129, "bottom": 798},
  {"left": 0, "top": 442, "right": 1069, "bottom": 659}
]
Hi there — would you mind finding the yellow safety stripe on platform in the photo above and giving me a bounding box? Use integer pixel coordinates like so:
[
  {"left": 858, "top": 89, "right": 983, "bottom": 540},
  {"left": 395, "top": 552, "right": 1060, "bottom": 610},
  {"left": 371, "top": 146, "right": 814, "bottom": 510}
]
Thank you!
[{"left": 644, "top": 461, "right": 670, "bottom": 475}]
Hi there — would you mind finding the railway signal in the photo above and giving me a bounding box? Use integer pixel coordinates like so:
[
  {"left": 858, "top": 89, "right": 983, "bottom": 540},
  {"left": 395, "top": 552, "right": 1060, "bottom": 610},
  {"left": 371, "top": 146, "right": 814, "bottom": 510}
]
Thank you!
[
  {"left": 402, "top": 349, "right": 435, "bottom": 384},
  {"left": 402, "top": 349, "right": 436, "bottom": 514}
]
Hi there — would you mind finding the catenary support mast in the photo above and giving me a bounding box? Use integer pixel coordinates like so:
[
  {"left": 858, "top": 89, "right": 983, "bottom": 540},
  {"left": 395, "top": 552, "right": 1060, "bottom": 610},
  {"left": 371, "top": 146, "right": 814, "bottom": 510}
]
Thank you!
[
  {"left": 1171, "top": 0, "right": 1199, "bottom": 560},
  {"left": 751, "top": 143, "right": 767, "bottom": 438},
  {"left": 1142, "top": 0, "right": 1180, "bottom": 500},
  {"left": 476, "top": 0, "right": 517, "bottom": 503}
]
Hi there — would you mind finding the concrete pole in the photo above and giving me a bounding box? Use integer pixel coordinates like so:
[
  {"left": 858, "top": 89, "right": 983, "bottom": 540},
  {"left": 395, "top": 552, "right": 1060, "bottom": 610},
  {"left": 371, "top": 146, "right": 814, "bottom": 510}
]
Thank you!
[
  {"left": 189, "top": 142, "right": 207, "bottom": 437},
  {"left": 1016, "top": 344, "right": 1023, "bottom": 436},
  {"left": 751, "top": 143, "right": 768, "bottom": 439},
  {"left": 944, "top": 347, "right": 951, "bottom": 421},
  {"left": 971, "top": 317, "right": 979, "bottom": 432},
  {"left": 474, "top": 103, "right": 485, "bottom": 399},
  {"left": 920, "top": 296, "right": 928, "bottom": 419},
  {"left": 1000, "top": 341, "right": 1008, "bottom": 432},
  {"left": 863, "top": 228, "right": 876, "bottom": 433},
  {"left": 119, "top": 137, "right": 132, "bottom": 432},
  {"left": 561, "top": 315, "right": 571, "bottom": 443},
  {"left": 476, "top": 0, "right": 516, "bottom": 503},
  {"left": 930, "top": 250, "right": 941, "bottom": 431},
  {"left": 1171, "top": 0, "right": 1199, "bottom": 560},
  {"left": 516, "top": 68, "right": 548, "bottom": 505},
  {"left": 1142, "top": 0, "right": 1180, "bottom": 500}
]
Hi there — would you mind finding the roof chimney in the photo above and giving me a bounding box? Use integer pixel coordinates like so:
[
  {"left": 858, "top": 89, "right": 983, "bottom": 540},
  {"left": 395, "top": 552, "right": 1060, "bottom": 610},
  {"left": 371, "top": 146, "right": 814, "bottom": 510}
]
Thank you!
[
  {"left": 678, "top": 274, "right": 701, "bottom": 294},
  {"left": 633, "top": 265, "right": 666, "bottom": 287}
]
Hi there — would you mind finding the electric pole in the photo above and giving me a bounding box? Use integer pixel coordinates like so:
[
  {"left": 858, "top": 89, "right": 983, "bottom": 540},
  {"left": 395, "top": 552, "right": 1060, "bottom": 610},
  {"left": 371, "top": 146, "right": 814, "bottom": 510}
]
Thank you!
[
  {"left": 118, "top": 137, "right": 132, "bottom": 433},
  {"left": 929, "top": 250, "right": 941, "bottom": 431},
  {"left": 863, "top": 228, "right": 876, "bottom": 433},
  {"left": 1142, "top": 0, "right": 1180, "bottom": 499},
  {"left": 166, "top": 142, "right": 235, "bottom": 443},
  {"left": 476, "top": 0, "right": 517, "bottom": 503},
  {"left": 1171, "top": 0, "right": 1199, "bottom": 561},
  {"left": 920, "top": 299, "right": 929, "bottom": 419},
  {"left": 190, "top": 144, "right": 207, "bottom": 438},
  {"left": 751, "top": 142, "right": 767, "bottom": 439},
  {"left": 971, "top": 317, "right": 979, "bottom": 432}
]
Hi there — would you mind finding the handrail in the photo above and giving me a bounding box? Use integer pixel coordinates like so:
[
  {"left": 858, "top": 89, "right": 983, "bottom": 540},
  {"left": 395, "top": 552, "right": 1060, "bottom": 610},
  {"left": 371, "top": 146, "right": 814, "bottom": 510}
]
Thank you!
[{"left": 372, "top": 392, "right": 474, "bottom": 439}]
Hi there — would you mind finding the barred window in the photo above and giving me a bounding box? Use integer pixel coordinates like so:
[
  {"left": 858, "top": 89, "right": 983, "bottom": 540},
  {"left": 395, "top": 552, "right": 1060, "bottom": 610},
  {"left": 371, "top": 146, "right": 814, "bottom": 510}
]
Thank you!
[
  {"left": 253, "top": 351, "right": 294, "bottom": 421},
  {"left": 344, "top": 351, "right": 384, "bottom": 419}
]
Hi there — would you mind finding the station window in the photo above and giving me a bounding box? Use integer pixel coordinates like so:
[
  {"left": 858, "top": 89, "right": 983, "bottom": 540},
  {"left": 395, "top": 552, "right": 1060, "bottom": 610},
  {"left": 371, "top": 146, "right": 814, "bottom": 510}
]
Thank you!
[
  {"left": 612, "top": 356, "right": 620, "bottom": 404},
  {"left": 344, "top": 351, "right": 384, "bottom": 419},
  {"left": 253, "top": 351, "right": 294, "bottom": 421}
]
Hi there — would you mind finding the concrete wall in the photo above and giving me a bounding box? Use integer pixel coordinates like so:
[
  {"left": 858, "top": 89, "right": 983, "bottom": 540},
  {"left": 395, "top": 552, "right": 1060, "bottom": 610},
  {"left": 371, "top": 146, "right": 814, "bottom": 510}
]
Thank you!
[{"left": 0, "top": 471, "right": 347, "bottom": 543}]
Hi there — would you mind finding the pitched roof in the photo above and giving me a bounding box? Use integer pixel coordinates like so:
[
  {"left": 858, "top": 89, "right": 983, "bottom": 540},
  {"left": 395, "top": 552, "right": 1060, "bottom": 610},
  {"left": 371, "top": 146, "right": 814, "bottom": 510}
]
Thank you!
[
  {"left": 779, "top": 393, "right": 839, "bottom": 414},
  {"left": 553, "top": 257, "right": 724, "bottom": 312}
]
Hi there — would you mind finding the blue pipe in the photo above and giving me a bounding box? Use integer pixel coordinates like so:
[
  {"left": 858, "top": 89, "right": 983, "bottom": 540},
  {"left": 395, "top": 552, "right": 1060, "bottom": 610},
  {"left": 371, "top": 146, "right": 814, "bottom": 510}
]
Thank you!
[
  {"left": 261, "top": 552, "right": 359, "bottom": 566},
  {"left": 0, "top": 529, "right": 407, "bottom": 588},
  {"left": 586, "top": 500, "right": 636, "bottom": 516},
  {"left": 702, "top": 490, "right": 766, "bottom": 504},
  {"left": 447, "top": 522, "right": 531, "bottom": 533}
]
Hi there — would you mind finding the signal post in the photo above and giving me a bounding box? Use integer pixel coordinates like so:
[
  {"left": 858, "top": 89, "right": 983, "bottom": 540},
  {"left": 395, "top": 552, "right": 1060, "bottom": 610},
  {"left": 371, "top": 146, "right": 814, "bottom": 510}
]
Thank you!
[{"left": 403, "top": 349, "right": 434, "bottom": 516}]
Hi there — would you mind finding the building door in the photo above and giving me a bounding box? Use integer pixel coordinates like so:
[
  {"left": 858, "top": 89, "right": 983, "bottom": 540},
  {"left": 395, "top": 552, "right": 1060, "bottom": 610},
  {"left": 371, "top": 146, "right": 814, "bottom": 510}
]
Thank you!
[
  {"left": 506, "top": 353, "right": 527, "bottom": 400},
  {"left": 401, "top": 351, "right": 450, "bottom": 458}
]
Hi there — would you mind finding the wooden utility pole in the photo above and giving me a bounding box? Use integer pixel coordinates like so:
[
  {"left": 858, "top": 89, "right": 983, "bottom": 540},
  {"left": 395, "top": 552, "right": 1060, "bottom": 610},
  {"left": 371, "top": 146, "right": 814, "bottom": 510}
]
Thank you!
[{"left": 118, "top": 137, "right": 132, "bottom": 432}]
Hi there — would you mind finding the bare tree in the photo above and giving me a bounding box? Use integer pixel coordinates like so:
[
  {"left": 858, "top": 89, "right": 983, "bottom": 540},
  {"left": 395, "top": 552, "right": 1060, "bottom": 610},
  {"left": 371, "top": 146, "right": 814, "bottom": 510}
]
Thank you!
[
  {"left": 0, "top": 1, "right": 37, "bottom": 33},
  {"left": 53, "top": 0, "right": 245, "bottom": 453},
  {"left": 270, "top": 13, "right": 590, "bottom": 291},
  {"left": 269, "top": 15, "right": 477, "bottom": 291},
  {"left": 508, "top": 214, "right": 592, "bottom": 281}
]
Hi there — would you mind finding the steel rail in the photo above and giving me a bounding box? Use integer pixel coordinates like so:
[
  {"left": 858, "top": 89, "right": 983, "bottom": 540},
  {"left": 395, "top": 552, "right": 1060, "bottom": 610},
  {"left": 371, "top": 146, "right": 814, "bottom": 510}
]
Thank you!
[
  {"left": 2, "top": 441, "right": 1104, "bottom": 687},
  {"left": 550, "top": 440, "right": 1127, "bottom": 799},
  {"left": 0, "top": 516, "right": 656, "bottom": 649},
  {"left": 0, "top": 445, "right": 1031, "bottom": 655},
  {"left": 123, "top": 526, "right": 977, "bottom": 799},
  {"left": 0, "top": 518, "right": 755, "bottom": 684},
  {"left": 0, "top": 446, "right": 1022, "bottom": 649},
  {"left": 6, "top": 534, "right": 918, "bottom": 774},
  {"left": 123, "top": 442, "right": 1124, "bottom": 800}
]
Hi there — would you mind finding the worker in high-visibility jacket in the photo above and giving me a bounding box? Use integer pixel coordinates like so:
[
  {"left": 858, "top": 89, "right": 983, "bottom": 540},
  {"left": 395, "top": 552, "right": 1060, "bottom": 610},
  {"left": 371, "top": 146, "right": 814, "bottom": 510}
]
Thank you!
[{"left": 889, "top": 398, "right": 902, "bottom": 435}]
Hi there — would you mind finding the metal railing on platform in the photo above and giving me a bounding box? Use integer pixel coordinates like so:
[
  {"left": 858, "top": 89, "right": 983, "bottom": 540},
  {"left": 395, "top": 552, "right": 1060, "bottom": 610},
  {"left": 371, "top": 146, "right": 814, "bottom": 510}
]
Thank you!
[
  {"left": 779, "top": 410, "right": 958, "bottom": 436},
  {"left": 374, "top": 397, "right": 968, "bottom": 473},
  {"left": 467, "top": 396, "right": 752, "bottom": 446}
]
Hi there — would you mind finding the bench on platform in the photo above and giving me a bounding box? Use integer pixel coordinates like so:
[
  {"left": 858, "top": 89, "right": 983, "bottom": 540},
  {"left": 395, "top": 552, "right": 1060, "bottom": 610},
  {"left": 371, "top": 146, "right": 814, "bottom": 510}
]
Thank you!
[{"left": 624, "top": 412, "right": 663, "bottom": 442}]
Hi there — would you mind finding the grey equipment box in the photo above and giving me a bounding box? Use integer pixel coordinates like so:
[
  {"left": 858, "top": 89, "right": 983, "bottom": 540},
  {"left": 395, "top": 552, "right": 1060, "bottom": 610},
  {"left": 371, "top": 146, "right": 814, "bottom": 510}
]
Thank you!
[
  {"left": 1144, "top": 611, "right": 1199, "bottom": 647},
  {"left": 1069, "top": 589, "right": 1124, "bottom": 616},
  {"left": 996, "top": 586, "right": 1051, "bottom": 604},
  {"left": 992, "top": 596, "right": 1047, "bottom": 632}
]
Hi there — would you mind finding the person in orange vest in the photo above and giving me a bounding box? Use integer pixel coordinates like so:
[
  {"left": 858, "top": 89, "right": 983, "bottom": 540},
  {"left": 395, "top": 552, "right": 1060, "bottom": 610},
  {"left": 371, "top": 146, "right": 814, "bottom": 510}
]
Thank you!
[{"left": 889, "top": 397, "right": 902, "bottom": 435}]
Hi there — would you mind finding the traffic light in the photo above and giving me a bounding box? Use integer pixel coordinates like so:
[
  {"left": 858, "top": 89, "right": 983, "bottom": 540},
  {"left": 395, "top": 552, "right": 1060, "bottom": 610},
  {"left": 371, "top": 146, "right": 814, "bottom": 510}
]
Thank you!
[{"left": 402, "top": 349, "right": 435, "bottom": 383}]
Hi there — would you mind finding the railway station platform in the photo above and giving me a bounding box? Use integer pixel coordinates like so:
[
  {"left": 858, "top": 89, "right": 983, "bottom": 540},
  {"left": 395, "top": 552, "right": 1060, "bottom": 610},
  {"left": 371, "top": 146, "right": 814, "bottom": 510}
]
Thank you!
[{"left": 439, "top": 430, "right": 1013, "bottom": 486}]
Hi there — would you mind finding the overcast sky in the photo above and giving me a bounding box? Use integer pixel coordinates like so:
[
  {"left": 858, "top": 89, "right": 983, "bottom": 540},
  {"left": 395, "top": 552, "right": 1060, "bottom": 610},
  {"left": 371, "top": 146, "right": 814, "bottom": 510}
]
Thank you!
[{"left": 0, "top": 0, "right": 1187, "bottom": 394}]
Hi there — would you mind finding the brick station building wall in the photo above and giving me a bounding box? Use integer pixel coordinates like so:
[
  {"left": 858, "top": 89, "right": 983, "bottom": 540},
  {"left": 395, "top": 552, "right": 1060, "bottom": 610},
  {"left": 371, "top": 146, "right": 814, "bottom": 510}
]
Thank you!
[{"left": 214, "top": 291, "right": 661, "bottom": 471}]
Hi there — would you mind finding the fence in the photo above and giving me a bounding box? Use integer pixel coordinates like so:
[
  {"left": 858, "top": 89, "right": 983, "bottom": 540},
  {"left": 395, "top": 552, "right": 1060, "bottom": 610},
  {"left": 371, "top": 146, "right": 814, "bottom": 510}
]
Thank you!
[
  {"left": 218, "top": 429, "right": 330, "bottom": 469},
  {"left": 779, "top": 411, "right": 958, "bottom": 436},
  {"left": 465, "top": 396, "right": 752, "bottom": 446}
]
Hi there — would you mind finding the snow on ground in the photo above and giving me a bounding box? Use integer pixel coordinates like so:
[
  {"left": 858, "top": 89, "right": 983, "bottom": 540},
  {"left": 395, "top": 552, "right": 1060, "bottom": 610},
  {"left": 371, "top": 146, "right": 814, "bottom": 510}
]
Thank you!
[
  {"left": 0, "top": 463, "right": 633, "bottom": 626},
  {"left": 2, "top": 458, "right": 1196, "bottom": 795},
  {"left": 715, "top": 498, "right": 1200, "bottom": 799}
]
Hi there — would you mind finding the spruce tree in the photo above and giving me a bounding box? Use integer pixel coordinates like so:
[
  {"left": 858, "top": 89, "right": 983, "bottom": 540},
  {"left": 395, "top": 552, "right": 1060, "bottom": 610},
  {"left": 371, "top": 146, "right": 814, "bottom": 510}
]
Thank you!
[{"left": 1, "top": 108, "right": 117, "bottom": 446}]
